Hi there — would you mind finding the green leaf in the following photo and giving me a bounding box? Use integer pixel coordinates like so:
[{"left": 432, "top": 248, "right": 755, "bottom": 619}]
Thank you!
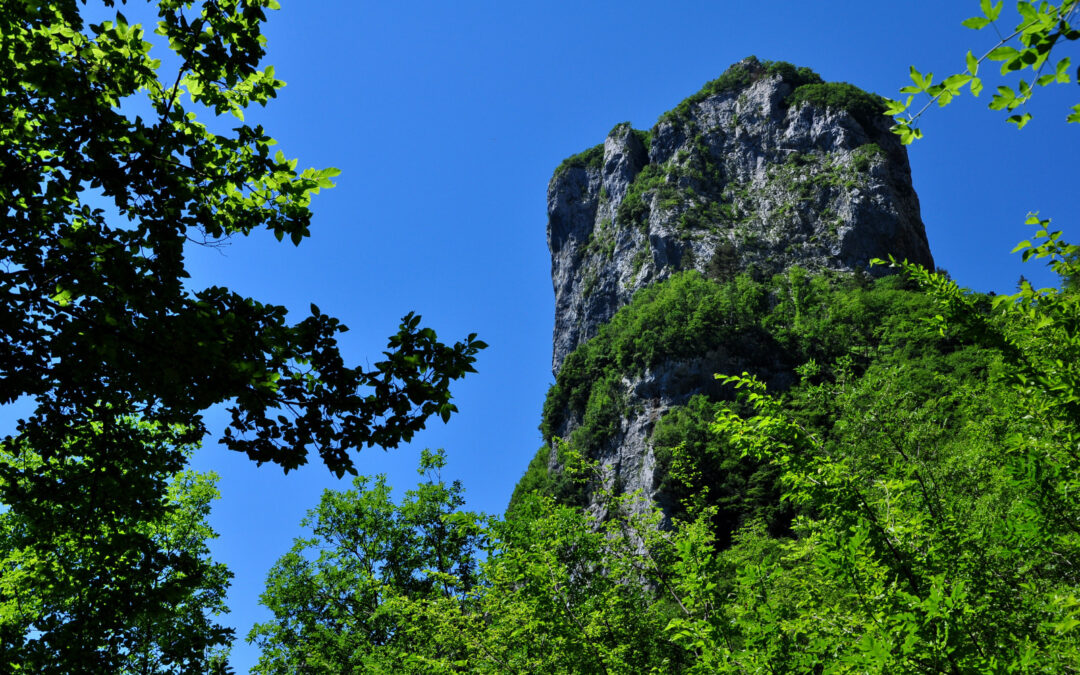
[
  {"left": 883, "top": 98, "right": 910, "bottom": 116},
  {"left": 1008, "top": 112, "right": 1033, "bottom": 128},
  {"left": 1017, "top": 1, "right": 1038, "bottom": 24},
  {"left": 51, "top": 287, "right": 73, "bottom": 307},
  {"left": 943, "top": 73, "right": 973, "bottom": 90},
  {"left": 966, "top": 50, "right": 979, "bottom": 75},
  {"left": 989, "top": 85, "right": 1017, "bottom": 110},
  {"left": 962, "top": 16, "right": 993, "bottom": 29},
  {"left": 1056, "top": 57, "right": 1072, "bottom": 83},
  {"left": 909, "top": 66, "right": 933, "bottom": 91},
  {"left": 988, "top": 45, "right": 1020, "bottom": 62},
  {"left": 981, "top": 0, "right": 1003, "bottom": 21}
]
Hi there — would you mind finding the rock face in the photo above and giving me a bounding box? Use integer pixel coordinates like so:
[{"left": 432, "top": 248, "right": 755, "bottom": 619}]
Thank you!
[
  {"left": 532, "top": 58, "right": 935, "bottom": 520},
  {"left": 548, "top": 58, "right": 932, "bottom": 373}
]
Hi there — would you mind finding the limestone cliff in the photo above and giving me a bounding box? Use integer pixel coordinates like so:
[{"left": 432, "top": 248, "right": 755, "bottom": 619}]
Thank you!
[
  {"left": 548, "top": 57, "right": 932, "bottom": 373},
  {"left": 522, "top": 57, "right": 935, "bottom": 520}
]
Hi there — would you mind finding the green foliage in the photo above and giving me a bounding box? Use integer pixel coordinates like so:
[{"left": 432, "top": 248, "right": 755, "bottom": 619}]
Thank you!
[
  {"left": 0, "top": 1, "right": 484, "bottom": 477},
  {"left": 888, "top": 0, "right": 1080, "bottom": 141},
  {"left": 616, "top": 163, "right": 678, "bottom": 227},
  {"left": 531, "top": 267, "right": 952, "bottom": 515},
  {"left": 0, "top": 2, "right": 486, "bottom": 670},
  {"left": 659, "top": 56, "right": 823, "bottom": 124},
  {"left": 704, "top": 241, "right": 741, "bottom": 282},
  {"left": 507, "top": 441, "right": 595, "bottom": 515},
  {"left": 632, "top": 127, "right": 654, "bottom": 150},
  {"left": 542, "top": 271, "right": 751, "bottom": 441},
  {"left": 677, "top": 199, "right": 731, "bottom": 231},
  {"left": 540, "top": 268, "right": 934, "bottom": 445},
  {"left": 631, "top": 245, "right": 652, "bottom": 277},
  {"left": 0, "top": 415, "right": 233, "bottom": 674},
  {"left": 651, "top": 396, "right": 789, "bottom": 547},
  {"left": 653, "top": 56, "right": 885, "bottom": 134},
  {"left": 659, "top": 229, "right": 1080, "bottom": 671},
  {"left": 872, "top": 227, "right": 1079, "bottom": 433},
  {"left": 619, "top": 153, "right": 724, "bottom": 234},
  {"left": 788, "top": 82, "right": 889, "bottom": 132},
  {"left": 248, "top": 449, "right": 487, "bottom": 673},
  {"left": 763, "top": 60, "right": 826, "bottom": 88},
  {"left": 254, "top": 451, "right": 699, "bottom": 672},
  {"left": 553, "top": 142, "right": 605, "bottom": 178},
  {"left": 506, "top": 445, "right": 556, "bottom": 514},
  {"left": 696, "top": 287, "right": 1079, "bottom": 670},
  {"left": 551, "top": 122, "right": 649, "bottom": 186},
  {"left": 463, "top": 490, "right": 691, "bottom": 673},
  {"left": 762, "top": 150, "right": 869, "bottom": 214},
  {"left": 608, "top": 121, "right": 653, "bottom": 153},
  {"left": 585, "top": 217, "right": 617, "bottom": 259},
  {"left": 851, "top": 142, "right": 886, "bottom": 172},
  {"left": 254, "top": 230, "right": 1080, "bottom": 671},
  {"left": 253, "top": 9, "right": 1080, "bottom": 666}
]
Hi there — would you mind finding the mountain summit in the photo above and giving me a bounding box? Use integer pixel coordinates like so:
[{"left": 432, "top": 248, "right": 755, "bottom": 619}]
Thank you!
[
  {"left": 547, "top": 57, "right": 933, "bottom": 373},
  {"left": 516, "top": 58, "right": 937, "bottom": 521}
]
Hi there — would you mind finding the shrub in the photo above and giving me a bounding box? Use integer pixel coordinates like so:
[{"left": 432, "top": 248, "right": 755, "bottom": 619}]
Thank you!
[
  {"left": 659, "top": 57, "right": 824, "bottom": 125},
  {"left": 788, "top": 82, "right": 888, "bottom": 133},
  {"left": 553, "top": 142, "right": 604, "bottom": 179},
  {"left": 851, "top": 142, "right": 886, "bottom": 172},
  {"left": 616, "top": 163, "right": 677, "bottom": 227}
]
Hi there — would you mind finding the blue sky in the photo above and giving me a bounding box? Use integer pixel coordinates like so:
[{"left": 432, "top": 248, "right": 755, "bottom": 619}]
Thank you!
[{"left": 9, "top": 1, "right": 1080, "bottom": 671}]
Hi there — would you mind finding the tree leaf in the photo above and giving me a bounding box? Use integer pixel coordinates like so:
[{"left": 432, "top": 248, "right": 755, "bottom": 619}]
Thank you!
[
  {"left": 1008, "top": 112, "right": 1033, "bottom": 128},
  {"left": 987, "top": 45, "right": 1020, "bottom": 62}
]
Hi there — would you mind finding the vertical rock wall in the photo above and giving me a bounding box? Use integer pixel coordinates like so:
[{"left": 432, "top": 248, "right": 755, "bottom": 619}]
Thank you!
[
  {"left": 537, "top": 58, "right": 934, "bottom": 518},
  {"left": 548, "top": 58, "right": 932, "bottom": 373}
]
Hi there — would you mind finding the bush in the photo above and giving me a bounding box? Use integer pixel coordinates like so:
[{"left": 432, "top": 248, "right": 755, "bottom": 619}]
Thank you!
[
  {"left": 553, "top": 142, "right": 604, "bottom": 179},
  {"left": 616, "top": 163, "right": 676, "bottom": 227},
  {"left": 851, "top": 142, "right": 886, "bottom": 172},
  {"left": 536, "top": 269, "right": 955, "bottom": 502},
  {"left": 788, "top": 82, "right": 888, "bottom": 132},
  {"left": 651, "top": 395, "right": 790, "bottom": 547},
  {"left": 660, "top": 56, "right": 824, "bottom": 125}
]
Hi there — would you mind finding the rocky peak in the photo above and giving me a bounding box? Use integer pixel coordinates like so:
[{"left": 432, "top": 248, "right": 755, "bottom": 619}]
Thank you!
[{"left": 547, "top": 57, "right": 933, "bottom": 373}]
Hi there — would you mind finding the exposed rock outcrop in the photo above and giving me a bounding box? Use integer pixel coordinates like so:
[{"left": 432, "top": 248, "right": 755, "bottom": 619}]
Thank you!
[
  {"left": 532, "top": 58, "right": 935, "bottom": 520},
  {"left": 548, "top": 57, "right": 933, "bottom": 373}
]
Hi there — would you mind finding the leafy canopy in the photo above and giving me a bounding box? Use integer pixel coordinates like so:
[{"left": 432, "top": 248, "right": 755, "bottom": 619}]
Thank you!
[
  {"left": 0, "top": 0, "right": 484, "bottom": 477},
  {"left": 0, "top": 415, "right": 233, "bottom": 674},
  {"left": 248, "top": 449, "right": 488, "bottom": 674},
  {"left": 887, "top": 0, "right": 1080, "bottom": 139}
]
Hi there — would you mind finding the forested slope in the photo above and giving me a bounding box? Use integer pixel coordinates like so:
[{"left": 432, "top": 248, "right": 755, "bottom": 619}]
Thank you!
[
  {"left": 512, "top": 268, "right": 1002, "bottom": 542},
  {"left": 249, "top": 254, "right": 1080, "bottom": 672}
]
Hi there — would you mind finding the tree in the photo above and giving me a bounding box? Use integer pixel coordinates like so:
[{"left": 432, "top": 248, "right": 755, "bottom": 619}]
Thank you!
[
  {"left": 887, "top": 0, "right": 1079, "bottom": 140},
  {"left": 247, "top": 449, "right": 488, "bottom": 673},
  {"left": 250, "top": 448, "right": 698, "bottom": 673},
  {"left": 699, "top": 360, "right": 1080, "bottom": 672},
  {"left": 0, "top": 0, "right": 484, "bottom": 477},
  {"left": 0, "top": 413, "right": 234, "bottom": 674}
]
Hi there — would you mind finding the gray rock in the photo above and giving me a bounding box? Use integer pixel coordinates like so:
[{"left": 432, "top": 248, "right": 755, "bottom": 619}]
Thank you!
[
  {"left": 548, "top": 67, "right": 933, "bottom": 374},
  {"left": 539, "top": 60, "right": 935, "bottom": 518}
]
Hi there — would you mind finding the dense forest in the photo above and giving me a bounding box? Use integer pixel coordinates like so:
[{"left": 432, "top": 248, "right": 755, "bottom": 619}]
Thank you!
[
  {"left": 243, "top": 259, "right": 1080, "bottom": 672},
  {"left": 2, "top": 1, "right": 1079, "bottom": 673}
]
